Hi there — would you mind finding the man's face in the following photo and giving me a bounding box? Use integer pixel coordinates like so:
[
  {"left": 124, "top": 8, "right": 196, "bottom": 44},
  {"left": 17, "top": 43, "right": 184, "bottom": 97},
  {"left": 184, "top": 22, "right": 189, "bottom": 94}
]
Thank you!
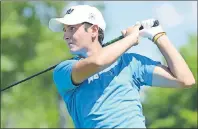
[{"left": 63, "top": 23, "right": 93, "bottom": 55}]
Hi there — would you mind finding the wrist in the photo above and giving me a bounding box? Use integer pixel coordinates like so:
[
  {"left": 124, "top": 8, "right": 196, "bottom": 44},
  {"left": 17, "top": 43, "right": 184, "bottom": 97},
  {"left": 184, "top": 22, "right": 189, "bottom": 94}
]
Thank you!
[
  {"left": 153, "top": 32, "right": 166, "bottom": 44},
  {"left": 155, "top": 34, "right": 168, "bottom": 45},
  {"left": 130, "top": 34, "right": 139, "bottom": 45},
  {"left": 124, "top": 34, "right": 138, "bottom": 46}
]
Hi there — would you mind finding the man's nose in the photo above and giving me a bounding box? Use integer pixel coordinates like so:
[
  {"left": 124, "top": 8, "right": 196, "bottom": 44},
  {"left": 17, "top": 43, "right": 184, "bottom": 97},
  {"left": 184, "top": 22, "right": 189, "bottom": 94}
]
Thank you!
[{"left": 63, "top": 32, "right": 70, "bottom": 40}]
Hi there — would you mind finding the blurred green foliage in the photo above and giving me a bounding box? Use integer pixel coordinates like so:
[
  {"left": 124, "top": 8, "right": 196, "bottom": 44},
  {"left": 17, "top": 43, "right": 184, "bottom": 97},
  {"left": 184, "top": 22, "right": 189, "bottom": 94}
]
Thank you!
[
  {"left": 143, "top": 34, "right": 197, "bottom": 128},
  {"left": 1, "top": 1, "right": 73, "bottom": 128}
]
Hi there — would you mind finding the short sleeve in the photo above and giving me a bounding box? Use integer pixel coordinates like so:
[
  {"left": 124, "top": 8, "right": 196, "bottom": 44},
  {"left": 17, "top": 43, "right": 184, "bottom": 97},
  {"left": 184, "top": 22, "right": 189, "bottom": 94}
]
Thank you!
[
  {"left": 53, "top": 60, "right": 78, "bottom": 97},
  {"left": 133, "top": 53, "right": 161, "bottom": 86},
  {"left": 123, "top": 53, "right": 161, "bottom": 86}
]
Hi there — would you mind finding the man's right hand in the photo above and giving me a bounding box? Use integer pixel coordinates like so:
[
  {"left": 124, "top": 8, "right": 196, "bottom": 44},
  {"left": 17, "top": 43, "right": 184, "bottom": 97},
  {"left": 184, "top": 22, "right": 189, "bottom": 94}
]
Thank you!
[{"left": 121, "top": 22, "right": 141, "bottom": 46}]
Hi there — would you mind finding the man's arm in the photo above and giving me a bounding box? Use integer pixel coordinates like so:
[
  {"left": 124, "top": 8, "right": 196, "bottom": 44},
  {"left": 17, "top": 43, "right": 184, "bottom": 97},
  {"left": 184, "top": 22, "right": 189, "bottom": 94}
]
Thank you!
[
  {"left": 152, "top": 35, "right": 195, "bottom": 88},
  {"left": 72, "top": 25, "right": 140, "bottom": 85}
]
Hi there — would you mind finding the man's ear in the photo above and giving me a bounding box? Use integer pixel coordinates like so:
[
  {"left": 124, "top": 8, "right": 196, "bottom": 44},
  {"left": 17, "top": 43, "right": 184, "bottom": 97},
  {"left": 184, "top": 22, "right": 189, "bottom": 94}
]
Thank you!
[{"left": 91, "top": 25, "right": 99, "bottom": 37}]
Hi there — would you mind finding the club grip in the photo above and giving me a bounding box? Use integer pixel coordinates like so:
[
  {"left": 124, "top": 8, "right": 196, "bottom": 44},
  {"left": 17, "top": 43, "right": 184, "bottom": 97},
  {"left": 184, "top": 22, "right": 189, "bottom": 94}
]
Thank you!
[
  {"left": 102, "top": 20, "right": 159, "bottom": 47},
  {"left": 139, "top": 20, "right": 159, "bottom": 30}
]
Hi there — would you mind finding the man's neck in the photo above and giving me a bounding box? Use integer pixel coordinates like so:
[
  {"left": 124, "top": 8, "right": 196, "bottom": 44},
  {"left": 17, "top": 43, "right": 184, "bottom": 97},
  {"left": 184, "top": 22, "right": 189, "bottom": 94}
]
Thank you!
[{"left": 79, "top": 41, "right": 103, "bottom": 58}]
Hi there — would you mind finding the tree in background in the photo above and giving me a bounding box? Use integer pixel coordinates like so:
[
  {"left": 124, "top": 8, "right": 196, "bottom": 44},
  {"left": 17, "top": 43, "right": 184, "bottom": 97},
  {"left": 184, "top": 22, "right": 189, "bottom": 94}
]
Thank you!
[{"left": 143, "top": 34, "right": 197, "bottom": 128}]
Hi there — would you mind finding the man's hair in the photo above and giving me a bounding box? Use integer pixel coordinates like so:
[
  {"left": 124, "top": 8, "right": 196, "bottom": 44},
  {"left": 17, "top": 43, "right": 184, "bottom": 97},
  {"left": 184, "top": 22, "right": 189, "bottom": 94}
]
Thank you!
[{"left": 83, "top": 22, "right": 104, "bottom": 45}]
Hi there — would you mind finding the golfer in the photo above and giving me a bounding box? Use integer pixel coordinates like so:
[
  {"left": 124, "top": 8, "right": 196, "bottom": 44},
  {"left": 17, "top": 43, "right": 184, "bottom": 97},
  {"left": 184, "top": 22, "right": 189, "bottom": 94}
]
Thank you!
[{"left": 49, "top": 5, "right": 195, "bottom": 128}]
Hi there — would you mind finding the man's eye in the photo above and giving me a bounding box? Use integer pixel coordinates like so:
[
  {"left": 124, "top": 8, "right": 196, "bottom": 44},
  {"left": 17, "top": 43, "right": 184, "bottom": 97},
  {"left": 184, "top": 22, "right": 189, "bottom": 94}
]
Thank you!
[{"left": 70, "top": 27, "right": 75, "bottom": 31}]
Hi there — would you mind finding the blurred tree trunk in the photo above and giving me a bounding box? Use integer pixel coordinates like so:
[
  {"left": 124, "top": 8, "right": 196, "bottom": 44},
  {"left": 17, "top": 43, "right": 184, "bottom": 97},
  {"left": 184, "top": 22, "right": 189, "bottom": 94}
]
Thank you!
[
  {"left": 5, "top": 115, "right": 14, "bottom": 128},
  {"left": 58, "top": 95, "right": 67, "bottom": 128}
]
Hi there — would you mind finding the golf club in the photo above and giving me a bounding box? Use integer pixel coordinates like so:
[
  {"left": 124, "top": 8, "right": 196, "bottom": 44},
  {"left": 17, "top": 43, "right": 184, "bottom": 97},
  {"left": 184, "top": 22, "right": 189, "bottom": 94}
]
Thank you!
[{"left": 1, "top": 20, "right": 159, "bottom": 92}]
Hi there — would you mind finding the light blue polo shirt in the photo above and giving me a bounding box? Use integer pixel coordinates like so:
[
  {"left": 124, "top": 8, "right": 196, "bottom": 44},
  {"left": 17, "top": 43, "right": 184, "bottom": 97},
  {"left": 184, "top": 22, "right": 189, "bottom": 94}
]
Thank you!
[{"left": 53, "top": 53, "right": 161, "bottom": 128}]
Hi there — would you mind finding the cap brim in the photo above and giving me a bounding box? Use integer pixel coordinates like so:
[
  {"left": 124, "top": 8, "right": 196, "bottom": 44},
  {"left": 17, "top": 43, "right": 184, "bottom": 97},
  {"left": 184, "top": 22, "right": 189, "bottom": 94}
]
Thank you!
[
  {"left": 49, "top": 16, "right": 85, "bottom": 32},
  {"left": 49, "top": 18, "right": 66, "bottom": 32}
]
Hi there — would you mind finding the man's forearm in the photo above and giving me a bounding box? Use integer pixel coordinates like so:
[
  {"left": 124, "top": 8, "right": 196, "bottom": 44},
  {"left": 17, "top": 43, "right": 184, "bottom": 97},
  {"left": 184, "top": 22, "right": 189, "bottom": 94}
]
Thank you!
[
  {"left": 156, "top": 35, "right": 195, "bottom": 86},
  {"left": 94, "top": 34, "right": 137, "bottom": 67}
]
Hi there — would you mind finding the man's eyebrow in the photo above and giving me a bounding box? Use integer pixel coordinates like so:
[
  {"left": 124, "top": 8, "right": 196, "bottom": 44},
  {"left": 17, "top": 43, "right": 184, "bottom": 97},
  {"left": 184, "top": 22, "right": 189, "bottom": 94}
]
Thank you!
[{"left": 67, "top": 25, "right": 74, "bottom": 27}]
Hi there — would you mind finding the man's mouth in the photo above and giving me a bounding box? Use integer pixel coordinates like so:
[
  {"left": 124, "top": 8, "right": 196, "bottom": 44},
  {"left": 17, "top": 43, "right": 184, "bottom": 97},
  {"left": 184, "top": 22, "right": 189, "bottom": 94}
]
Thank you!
[{"left": 68, "top": 42, "right": 75, "bottom": 48}]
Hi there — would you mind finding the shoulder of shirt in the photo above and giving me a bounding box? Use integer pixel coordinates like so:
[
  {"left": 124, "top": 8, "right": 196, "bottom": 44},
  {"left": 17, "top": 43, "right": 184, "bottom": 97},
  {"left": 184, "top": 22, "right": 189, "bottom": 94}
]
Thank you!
[
  {"left": 54, "top": 56, "right": 81, "bottom": 71},
  {"left": 121, "top": 52, "right": 146, "bottom": 60}
]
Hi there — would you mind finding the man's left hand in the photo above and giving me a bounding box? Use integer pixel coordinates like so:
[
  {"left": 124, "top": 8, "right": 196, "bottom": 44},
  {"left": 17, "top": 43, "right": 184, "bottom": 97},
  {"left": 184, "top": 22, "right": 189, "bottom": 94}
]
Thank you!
[{"left": 138, "top": 18, "right": 166, "bottom": 43}]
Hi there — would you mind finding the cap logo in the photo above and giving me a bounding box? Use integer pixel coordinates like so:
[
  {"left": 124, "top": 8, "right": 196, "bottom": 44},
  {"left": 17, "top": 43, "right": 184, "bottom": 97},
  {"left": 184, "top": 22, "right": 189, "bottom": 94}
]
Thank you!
[
  {"left": 88, "top": 13, "right": 95, "bottom": 20},
  {"left": 66, "top": 8, "right": 74, "bottom": 14}
]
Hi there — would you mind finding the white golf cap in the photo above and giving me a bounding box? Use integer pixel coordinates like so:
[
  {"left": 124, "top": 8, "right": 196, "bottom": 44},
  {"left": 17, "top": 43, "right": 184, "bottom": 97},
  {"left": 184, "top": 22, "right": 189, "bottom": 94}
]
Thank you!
[{"left": 49, "top": 5, "right": 106, "bottom": 32}]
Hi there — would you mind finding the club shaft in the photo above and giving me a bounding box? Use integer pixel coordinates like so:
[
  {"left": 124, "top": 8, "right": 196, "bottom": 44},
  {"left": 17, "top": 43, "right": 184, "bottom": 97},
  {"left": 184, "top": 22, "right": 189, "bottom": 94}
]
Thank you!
[
  {"left": 1, "top": 36, "right": 123, "bottom": 92},
  {"left": 1, "top": 64, "right": 57, "bottom": 92}
]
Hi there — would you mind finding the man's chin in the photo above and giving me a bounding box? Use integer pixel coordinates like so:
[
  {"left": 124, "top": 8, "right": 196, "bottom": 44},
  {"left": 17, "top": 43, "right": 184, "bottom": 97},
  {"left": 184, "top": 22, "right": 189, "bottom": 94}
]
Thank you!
[{"left": 70, "top": 50, "right": 80, "bottom": 55}]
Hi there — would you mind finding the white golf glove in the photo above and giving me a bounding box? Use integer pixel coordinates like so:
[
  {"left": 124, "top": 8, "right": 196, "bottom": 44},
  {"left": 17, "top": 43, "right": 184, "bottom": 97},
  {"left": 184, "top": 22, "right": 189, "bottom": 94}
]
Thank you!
[{"left": 138, "top": 18, "right": 166, "bottom": 43}]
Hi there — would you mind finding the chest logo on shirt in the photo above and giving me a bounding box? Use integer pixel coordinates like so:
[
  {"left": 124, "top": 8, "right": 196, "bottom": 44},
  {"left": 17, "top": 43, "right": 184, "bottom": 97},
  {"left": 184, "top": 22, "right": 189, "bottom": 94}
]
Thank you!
[{"left": 88, "top": 74, "right": 99, "bottom": 84}]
